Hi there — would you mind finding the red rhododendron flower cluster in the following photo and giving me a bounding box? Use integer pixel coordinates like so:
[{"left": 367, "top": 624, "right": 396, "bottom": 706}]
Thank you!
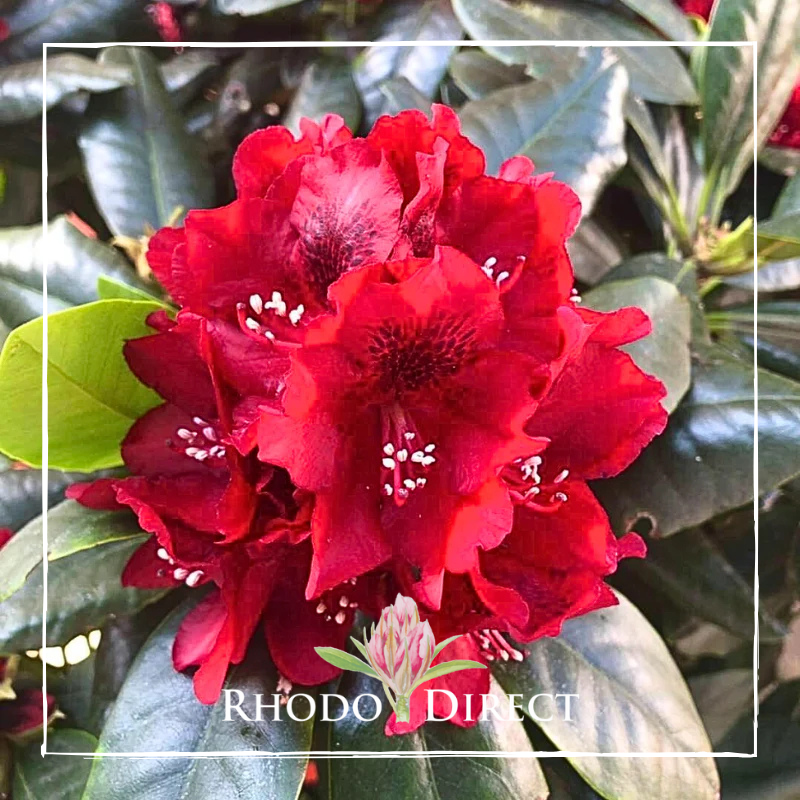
[
  {"left": 769, "top": 81, "right": 800, "bottom": 150},
  {"left": 69, "top": 106, "right": 667, "bottom": 733}
]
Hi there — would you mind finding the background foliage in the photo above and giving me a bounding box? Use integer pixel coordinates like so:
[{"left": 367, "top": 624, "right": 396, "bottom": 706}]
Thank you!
[{"left": 0, "top": 0, "right": 799, "bottom": 798}]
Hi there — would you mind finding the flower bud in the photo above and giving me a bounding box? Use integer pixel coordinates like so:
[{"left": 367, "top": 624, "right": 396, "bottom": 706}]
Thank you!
[{"left": 365, "top": 594, "right": 435, "bottom": 696}]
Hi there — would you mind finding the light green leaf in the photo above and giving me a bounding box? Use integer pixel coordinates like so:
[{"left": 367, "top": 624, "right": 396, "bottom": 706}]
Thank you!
[
  {"left": 0, "top": 299, "right": 162, "bottom": 471},
  {"left": 459, "top": 51, "right": 628, "bottom": 214},
  {"left": 412, "top": 660, "right": 487, "bottom": 690}
]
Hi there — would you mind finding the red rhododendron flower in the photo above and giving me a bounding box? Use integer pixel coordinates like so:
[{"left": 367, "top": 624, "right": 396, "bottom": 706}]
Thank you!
[
  {"left": 769, "top": 81, "right": 800, "bottom": 150},
  {"left": 71, "top": 106, "right": 667, "bottom": 732},
  {"left": 675, "top": 0, "right": 714, "bottom": 21}
]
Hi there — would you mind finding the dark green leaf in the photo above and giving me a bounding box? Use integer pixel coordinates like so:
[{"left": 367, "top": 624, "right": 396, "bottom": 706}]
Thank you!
[
  {"left": 0, "top": 500, "right": 143, "bottom": 603},
  {"left": 623, "top": 527, "right": 783, "bottom": 641},
  {"left": 354, "top": 0, "right": 462, "bottom": 126},
  {"left": 452, "top": 0, "right": 698, "bottom": 104},
  {"left": 82, "top": 599, "right": 312, "bottom": 798},
  {"left": 13, "top": 729, "right": 97, "bottom": 798},
  {"left": 584, "top": 276, "right": 692, "bottom": 412},
  {"left": 330, "top": 672, "right": 548, "bottom": 799},
  {"left": 160, "top": 51, "right": 219, "bottom": 108},
  {"left": 0, "top": 215, "right": 149, "bottom": 329},
  {"left": 689, "top": 669, "right": 754, "bottom": 747},
  {"left": 0, "top": 300, "right": 162, "bottom": 471},
  {"left": 616, "top": 0, "right": 697, "bottom": 41},
  {"left": 283, "top": 59, "right": 361, "bottom": 136},
  {"left": 0, "top": 54, "right": 132, "bottom": 124},
  {"left": 78, "top": 47, "right": 215, "bottom": 238},
  {"left": 459, "top": 51, "right": 627, "bottom": 214},
  {"left": 761, "top": 144, "right": 800, "bottom": 176},
  {"left": 594, "top": 346, "right": 800, "bottom": 538},
  {"left": 492, "top": 593, "right": 720, "bottom": 798},
  {"left": 699, "top": 0, "right": 800, "bottom": 213},
  {"left": 0, "top": 535, "right": 163, "bottom": 653},
  {"left": 448, "top": 50, "right": 527, "bottom": 100},
  {"left": 0, "top": 0, "right": 144, "bottom": 65}
]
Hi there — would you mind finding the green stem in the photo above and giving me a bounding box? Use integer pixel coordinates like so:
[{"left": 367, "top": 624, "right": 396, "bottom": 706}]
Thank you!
[
  {"left": 381, "top": 683, "right": 397, "bottom": 712},
  {"left": 395, "top": 695, "right": 411, "bottom": 723}
]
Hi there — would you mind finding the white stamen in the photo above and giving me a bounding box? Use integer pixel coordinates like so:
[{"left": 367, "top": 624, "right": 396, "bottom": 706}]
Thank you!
[
  {"left": 554, "top": 491, "right": 568, "bottom": 502},
  {"left": 217, "top": 447, "right": 226, "bottom": 457},
  {"left": 335, "top": 611, "right": 346, "bottom": 624},
  {"left": 422, "top": 456, "right": 436, "bottom": 467},
  {"left": 339, "top": 596, "right": 349, "bottom": 607},
  {"left": 185, "top": 570, "right": 204, "bottom": 587},
  {"left": 316, "top": 602, "right": 326, "bottom": 614},
  {"left": 185, "top": 447, "right": 199, "bottom": 457},
  {"left": 554, "top": 469, "right": 569, "bottom": 484},
  {"left": 403, "top": 478, "right": 416, "bottom": 490},
  {"left": 397, "top": 487, "right": 409, "bottom": 499},
  {"left": 157, "top": 548, "right": 170, "bottom": 561},
  {"left": 288, "top": 304, "right": 305, "bottom": 326},
  {"left": 383, "top": 484, "right": 394, "bottom": 496},
  {"left": 404, "top": 431, "right": 415, "bottom": 441},
  {"left": 193, "top": 417, "right": 207, "bottom": 426},
  {"left": 176, "top": 428, "right": 193, "bottom": 440},
  {"left": 382, "top": 457, "right": 396, "bottom": 470},
  {"left": 411, "top": 450, "right": 425, "bottom": 463},
  {"left": 424, "top": 444, "right": 436, "bottom": 453},
  {"left": 173, "top": 568, "right": 189, "bottom": 580},
  {"left": 416, "top": 477, "right": 426, "bottom": 487},
  {"left": 245, "top": 317, "right": 260, "bottom": 331},
  {"left": 495, "top": 271, "right": 510, "bottom": 287},
  {"left": 193, "top": 450, "right": 209, "bottom": 461},
  {"left": 396, "top": 449, "right": 408, "bottom": 463},
  {"left": 203, "top": 426, "right": 217, "bottom": 441},
  {"left": 249, "top": 294, "right": 263, "bottom": 314},
  {"left": 484, "top": 256, "right": 497, "bottom": 268},
  {"left": 383, "top": 443, "right": 395, "bottom": 456},
  {"left": 264, "top": 330, "right": 275, "bottom": 341}
]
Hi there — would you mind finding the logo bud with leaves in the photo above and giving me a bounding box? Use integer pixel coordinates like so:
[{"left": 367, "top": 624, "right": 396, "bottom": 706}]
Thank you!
[{"left": 315, "top": 594, "right": 486, "bottom": 722}]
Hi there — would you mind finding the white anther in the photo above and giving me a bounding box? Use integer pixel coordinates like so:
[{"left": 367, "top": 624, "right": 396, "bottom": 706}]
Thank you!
[
  {"left": 404, "top": 479, "right": 416, "bottom": 490},
  {"left": 176, "top": 428, "right": 193, "bottom": 440},
  {"left": 396, "top": 449, "right": 408, "bottom": 463},
  {"left": 249, "top": 294, "right": 263, "bottom": 314},
  {"left": 411, "top": 451, "right": 425, "bottom": 463},
  {"left": 397, "top": 487, "right": 409, "bottom": 499},
  {"left": 422, "top": 456, "right": 436, "bottom": 467},
  {"left": 554, "top": 469, "right": 569, "bottom": 484},
  {"left": 424, "top": 444, "right": 436, "bottom": 453},
  {"left": 193, "top": 450, "right": 209, "bottom": 461},
  {"left": 484, "top": 256, "right": 497, "bottom": 268},
  {"left": 349, "top": 602, "right": 358, "bottom": 609},
  {"left": 193, "top": 417, "right": 207, "bottom": 426},
  {"left": 264, "top": 330, "right": 275, "bottom": 341},
  {"left": 554, "top": 492, "right": 568, "bottom": 502},
  {"left": 245, "top": 317, "right": 260, "bottom": 331},
  {"left": 339, "top": 596, "right": 349, "bottom": 607},
  {"left": 383, "top": 443, "right": 395, "bottom": 456},
  {"left": 416, "top": 477, "right": 426, "bottom": 487},
  {"left": 217, "top": 447, "right": 226, "bottom": 457},
  {"left": 157, "top": 547, "right": 170, "bottom": 561},
  {"left": 404, "top": 431, "right": 415, "bottom": 441},
  {"left": 316, "top": 602, "right": 327, "bottom": 614},
  {"left": 335, "top": 611, "right": 347, "bottom": 624},
  {"left": 203, "top": 426, "right": 217, "bottom": 441},
  {"left": 382, "top": 457, "right": 396, "bottom": 469},
  {"left": 496, "top": 271, "right": 510, "bottom": 285},
  {"left": 383, "top": 484, "right": 394, "bottom": 496},
  {"left": 173, "top": 568, "right": 189, "bottom": 580},
  {"left": 185, "top": 447, "right": 199, "bottom": 457},
  {"left": 289, "top": 305, "right": 305, "bottom": 326},
  {"left": 185, "top": 570, "right": 204, "bottom": 587}
]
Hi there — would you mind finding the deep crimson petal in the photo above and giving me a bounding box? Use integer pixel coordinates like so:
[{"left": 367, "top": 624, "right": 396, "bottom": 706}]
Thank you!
[
  {"left": 525, "top": 336, "right": 667, "bottom": 480},
  {"left": 121, "top": 537, "right": 183, "bottom": 589},
  {"left": 0, "top": 689, "right": 57, "bottom": 737},
  {"left": 289, "top": 140, "right": 403, "bottom": 304},
  {"left": 147, "top": 226, "right": 185, "bottom": 301},
  {"left": 0, "top": 528, "right": 11, "bottom": 548},
  {"left": 173, "top": 590, "right": 228, "bottom": 670},
  {"left": 66, "top": 478, "right": 124, "bottom": 511}
]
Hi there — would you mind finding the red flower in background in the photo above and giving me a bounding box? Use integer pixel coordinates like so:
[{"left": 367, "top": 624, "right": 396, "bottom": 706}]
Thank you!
[
  {"left": 675, "top": 0, "right": 713, "bottom": 21},
  {"left": 769, "top": 82, "right": 800, "bottom": 150},
  {"left": 71, "top": 107, "right": 666, "bottom": 731}
]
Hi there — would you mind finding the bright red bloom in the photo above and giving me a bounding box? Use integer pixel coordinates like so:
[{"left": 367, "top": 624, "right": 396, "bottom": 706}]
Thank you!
[
  {"left": 769, "top": 81, "right": 800, "bottom": 150},
  {"left": 70, "top": 106, "right": 667, "bottom": 730},
  {"left": 0, "top": 19, "right": 9, "bottom": 42},
  {"left": 675, "top": 0, "right": 714, "bottom": 21}
]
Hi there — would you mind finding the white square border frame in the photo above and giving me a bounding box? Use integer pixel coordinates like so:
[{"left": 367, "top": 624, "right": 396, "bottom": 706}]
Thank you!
[{"left": 39, "top": 38, "right": 759, "bottom": 759}]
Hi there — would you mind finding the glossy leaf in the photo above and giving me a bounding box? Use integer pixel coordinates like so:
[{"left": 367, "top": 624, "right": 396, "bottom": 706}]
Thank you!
[
  {"left": 96, "top": 275, "right": 165, "bottom": 303},
  {"left": 448, "top": 50, "right": 527, "bottom": 100},
  {"left": 459, "top": 52, "right": 628, "bottom": 214},
  {"left": 699, "top": 0, "right": 800, "bottom": 213},
  {"left": 616, "top": 0, "right": 697, "bottom": 41},
  {"left": 0, "top": 215, "right": 148, "bottom": 330},
  {"left": 314, "top": 647, "right": 380, "bottom": 678},
  {"left": 12, "top": 729, "right": 97, "bottom": 798},
  {"left": 0, "top": 54, "right": 132, "bottom": 124},
  {"left": 584, "top": 276, "right": 692, "bottom": 412},
  {"left": 78, "top": 47, "right": 215, "bottom": 239},
  {"left": 689, "top": 669, "right": 754, "bottom": 747},
  {"left": 379, "top": 77, "right": 432, "bottom": 115},
  {"left": 0, "top": 500, "right": 144, "bottom": 603},
  {"left": 594, "top": 345, "right": 800, "bottom": 538},
  {"left": 0, "top": 0, "right": 144, "bottom": 65},
  {"left": 0, "top": 300, "right": 162, "bottom": 471},
  {"left": 283, "top": 59, "right": 361, "bottom": 136},
  {"left": 330, "top": 672, "right": 549, "bottom": 800},
  {"left": 492, "top": 593, "right": 720, "bottom": 798},
  {"left": 761, "top": 144, "right": 800, "bottom": 176},
  {"left": 0, "top": 535, "right": 162, "bottom": 653},
  {"left": 353, "top": 0, "right": 462, "bottom": 126},
  {"left": 452, "top": 0, "right": 698, "bottom": 105},
  {"left": 82, "top": 600, "right": 312, "bottom": 798}
]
